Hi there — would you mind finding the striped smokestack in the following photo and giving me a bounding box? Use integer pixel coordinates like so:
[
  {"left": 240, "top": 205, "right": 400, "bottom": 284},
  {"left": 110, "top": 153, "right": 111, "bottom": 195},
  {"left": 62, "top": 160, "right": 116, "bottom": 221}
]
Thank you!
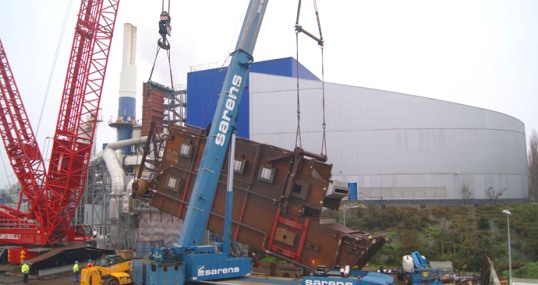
[{"left": 110, "top": 23, "right": 137, "bottom": 154}]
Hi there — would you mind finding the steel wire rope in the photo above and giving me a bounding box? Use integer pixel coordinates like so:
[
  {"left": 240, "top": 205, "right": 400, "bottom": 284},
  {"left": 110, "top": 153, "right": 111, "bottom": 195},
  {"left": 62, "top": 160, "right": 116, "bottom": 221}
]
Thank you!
[
  {"left": 36, "top": 0, "right": 74, "bottom": 138},
  {"left": 0, "top": 151, "right": 13, "bottom": 189},
  {"left": 313, "top": 0, "right": 327, "bottom": 157},
  {"left": 294, "top": 0, "right": 303, "bottom": 148},
  {"left": 200, "top": 0, "right": 249, "bottom": 133},
  {"left": 149, "top": 0, "right": 173, "bottom": 83},
  {"left": 166, "top": 47, "right": 176, "bottom": 124},
  {"left": 139, "top": 0, "right": 178, "bottom": 198},
  {"left": 173, "top": 0, "right": 253, "bottom": 224},
  {"left": 148, "top": 0, "right": 179, "bottom": 129},
  {"left": 295, "top": 30, "right": 302, "bottom": 148},
  {"left": 294, "top": 0, "right": 327, "bottom": 156},
  {"left": 319, "top": 45, "right": 327, "bottom": 157},
  {"left": 147, "top": 39, "right": 177, "bottom": 130},
  {"left": 146, "top": 1, "right": 237, "bottom": 217},
  {"left": 162, "top": 0, "right": 170, "bottom": 13},
  {"left": 148, "top": 47, "right": 162, "bottom": 82}
]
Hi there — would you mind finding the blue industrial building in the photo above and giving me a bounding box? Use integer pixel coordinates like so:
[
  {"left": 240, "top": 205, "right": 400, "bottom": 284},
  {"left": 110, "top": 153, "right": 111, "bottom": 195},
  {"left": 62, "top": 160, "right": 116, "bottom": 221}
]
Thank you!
[
  {"left": 186, "top": 57, "right": 528, "bottom": 203},
  {"left": 187, "top": 57, "right": 318, "bottom": 138}
]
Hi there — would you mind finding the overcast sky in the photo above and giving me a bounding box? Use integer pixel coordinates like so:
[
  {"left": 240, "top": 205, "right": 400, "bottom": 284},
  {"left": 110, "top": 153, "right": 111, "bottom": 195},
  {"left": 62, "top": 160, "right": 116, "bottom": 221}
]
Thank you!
[{"left": 0, "top": 0, "right": 537, "bottom": 188}]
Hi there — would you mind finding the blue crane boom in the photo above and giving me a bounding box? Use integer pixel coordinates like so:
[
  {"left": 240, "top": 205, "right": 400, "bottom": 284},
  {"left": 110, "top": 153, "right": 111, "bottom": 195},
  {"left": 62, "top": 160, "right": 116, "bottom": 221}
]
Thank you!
[
  {"left": 180, "top": 0, "right": 267, "bottom": 246},
  {"left": 132, "top": 1, "right": 268, "bottom": 284}
]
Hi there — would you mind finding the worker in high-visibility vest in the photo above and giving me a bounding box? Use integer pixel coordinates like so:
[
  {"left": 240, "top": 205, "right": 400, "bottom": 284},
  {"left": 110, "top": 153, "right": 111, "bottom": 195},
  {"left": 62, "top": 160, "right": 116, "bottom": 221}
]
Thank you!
[
  {"left": 73, "top": 261, "right": 80, "bottom": 283},
  {"left": 21, "top": 260, "right": 30, "bottom": 284}
]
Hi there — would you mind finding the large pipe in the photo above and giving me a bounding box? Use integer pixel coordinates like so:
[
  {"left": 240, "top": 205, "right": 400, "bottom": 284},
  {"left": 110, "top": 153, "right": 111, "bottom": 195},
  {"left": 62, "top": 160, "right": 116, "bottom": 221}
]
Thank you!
[
  {"left": 88, "top": 135, "right": 149, "bottom": 220},
  {"left": 106, "top": 136, "right": 148, "bottom": 150},
  {"left": 102, "top": 148, "right": 126, "bottom": 219},
  {"left": 90, "top": 136, "right": 149, "bottom": 165}
]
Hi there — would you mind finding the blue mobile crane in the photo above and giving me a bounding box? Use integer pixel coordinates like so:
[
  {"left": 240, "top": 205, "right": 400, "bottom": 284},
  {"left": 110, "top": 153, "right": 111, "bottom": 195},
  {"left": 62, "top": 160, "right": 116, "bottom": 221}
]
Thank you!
[{"left": 131, "top": 0, "right": 269, "bottom": 284}]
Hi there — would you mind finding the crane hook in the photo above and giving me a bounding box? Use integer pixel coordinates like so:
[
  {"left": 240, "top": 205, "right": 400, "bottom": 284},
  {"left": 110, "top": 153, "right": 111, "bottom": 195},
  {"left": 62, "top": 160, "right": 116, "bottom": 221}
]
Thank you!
[{"left": 158, "top": 11, "right": 171, "bottom": 50}]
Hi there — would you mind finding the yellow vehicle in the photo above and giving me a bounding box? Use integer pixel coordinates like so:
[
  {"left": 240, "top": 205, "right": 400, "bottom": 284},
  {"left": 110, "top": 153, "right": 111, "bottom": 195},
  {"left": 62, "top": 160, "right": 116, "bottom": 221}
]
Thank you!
[{"left": 80, "top": 255, "right": 132, "bottom": 285}]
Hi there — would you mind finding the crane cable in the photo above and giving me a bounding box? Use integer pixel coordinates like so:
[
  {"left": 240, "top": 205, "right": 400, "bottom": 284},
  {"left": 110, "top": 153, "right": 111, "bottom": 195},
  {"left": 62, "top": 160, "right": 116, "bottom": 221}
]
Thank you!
[
  {"left": 36, "top": 0, "right": 74, "bottom": 138},
  {"left": 294, "top": 30, "right": 302, "bottom": 148},
  {"left": 315, "top": 0, "right": 328, "bottom": 158},
  {"left": 148, "top": 0, "right": 174, "bottom": 90},
  {"left": 294, "top": 0, "right": 327, "bottom": 157}
]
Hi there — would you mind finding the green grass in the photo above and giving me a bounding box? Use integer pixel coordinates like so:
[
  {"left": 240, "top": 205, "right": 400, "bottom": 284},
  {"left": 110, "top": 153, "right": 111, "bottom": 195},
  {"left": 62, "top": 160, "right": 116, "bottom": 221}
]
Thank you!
[{"left": 321, "top": 203, "right": 538, "bottom": 279}]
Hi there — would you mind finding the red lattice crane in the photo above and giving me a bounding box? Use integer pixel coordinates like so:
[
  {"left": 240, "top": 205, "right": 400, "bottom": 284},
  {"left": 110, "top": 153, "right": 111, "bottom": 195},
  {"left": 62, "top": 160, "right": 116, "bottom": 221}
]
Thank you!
[
  {"left": 0, "top": 39, "right": 47, "bottom": 220},
  {"left": 0, "top": 0, "right": 120, "bottom": 247}
]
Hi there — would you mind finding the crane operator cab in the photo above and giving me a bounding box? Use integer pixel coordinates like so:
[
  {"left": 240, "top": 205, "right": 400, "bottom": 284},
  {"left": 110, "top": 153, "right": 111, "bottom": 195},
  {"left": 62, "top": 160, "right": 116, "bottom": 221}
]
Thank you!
[{"left": 67, "top": 224, "right": 97, "bottom": 244}]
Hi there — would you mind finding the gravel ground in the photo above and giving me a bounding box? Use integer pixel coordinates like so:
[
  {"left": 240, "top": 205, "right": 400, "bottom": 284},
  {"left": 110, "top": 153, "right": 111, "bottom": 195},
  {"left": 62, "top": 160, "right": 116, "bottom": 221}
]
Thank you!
[{"left": 0, "top": 264, "right": 76, "bottom": 285}]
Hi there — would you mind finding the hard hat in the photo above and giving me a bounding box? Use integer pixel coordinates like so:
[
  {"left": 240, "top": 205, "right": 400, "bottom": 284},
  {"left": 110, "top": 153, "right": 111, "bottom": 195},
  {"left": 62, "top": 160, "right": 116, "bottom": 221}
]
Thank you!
[
  {"left": 75, "top": 261, "right": 79, "bottom": 264},
  {"left": 88, "top": 259, "right": 92, "bottom": 262}
]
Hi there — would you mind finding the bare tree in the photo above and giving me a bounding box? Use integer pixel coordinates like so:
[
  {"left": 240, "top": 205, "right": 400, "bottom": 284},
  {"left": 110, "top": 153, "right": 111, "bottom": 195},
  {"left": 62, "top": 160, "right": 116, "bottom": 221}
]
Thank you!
[
  {"left": 484, "top": 186, "right": 504, "bottom": 202},
  {"left": 529, "top": 130, "right": 538, "bottom": 201},
  {"left": 461, "top": 182, "right": 473, "bottom": 205}
]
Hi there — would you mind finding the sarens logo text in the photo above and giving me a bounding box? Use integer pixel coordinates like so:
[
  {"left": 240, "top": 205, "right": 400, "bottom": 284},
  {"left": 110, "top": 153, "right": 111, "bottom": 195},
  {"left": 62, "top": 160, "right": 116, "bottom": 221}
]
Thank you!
[
  {"left": 197, "top": 265, "right": 240, "bottom": 277},
  {"left": 304, "top": 279, "right": 354, "bottom": 285},
  {"left": 215, "top": 74, "right": 242, "bottom": 146}
]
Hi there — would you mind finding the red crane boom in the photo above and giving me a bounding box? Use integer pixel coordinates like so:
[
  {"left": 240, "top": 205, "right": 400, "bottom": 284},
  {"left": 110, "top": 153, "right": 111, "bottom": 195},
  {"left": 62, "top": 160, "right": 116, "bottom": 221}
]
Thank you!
[
  {"left": 0, "top": 0, "right": 120, "bottom": 247},
  {"left": 0, "top": 39, "right": 47, "bottom": 217},
  {"left": 43, "top": 0, "right": 120, "bottom": 243}
]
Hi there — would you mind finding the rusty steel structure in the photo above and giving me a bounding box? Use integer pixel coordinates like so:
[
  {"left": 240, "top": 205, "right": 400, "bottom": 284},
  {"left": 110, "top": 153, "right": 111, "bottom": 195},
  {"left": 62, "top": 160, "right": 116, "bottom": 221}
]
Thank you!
[
  {"left": 141, "top": 81, "right": 170, "bottom": 137},
  {"left": 134, "top": 125, "right": 387, "bottom": 269}
]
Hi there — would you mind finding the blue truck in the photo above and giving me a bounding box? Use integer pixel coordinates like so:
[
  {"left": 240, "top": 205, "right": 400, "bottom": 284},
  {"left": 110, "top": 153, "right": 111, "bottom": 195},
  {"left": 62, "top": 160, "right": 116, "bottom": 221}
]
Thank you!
[
  {"left": 401, "top": 251, "right": 443, "bottom": 285},
  {"left": 302, "top": 266, "right": 394, "bottom": 285}
]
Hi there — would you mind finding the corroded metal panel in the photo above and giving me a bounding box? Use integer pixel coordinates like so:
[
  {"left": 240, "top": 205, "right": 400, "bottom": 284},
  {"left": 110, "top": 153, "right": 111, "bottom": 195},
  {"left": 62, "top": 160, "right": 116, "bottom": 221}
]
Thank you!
[
  {"left": 146, "top": 125, "right": 386, "bottom": 269},
  {"left": 141, "top": 81, "right": 172, "bottom": 137}
]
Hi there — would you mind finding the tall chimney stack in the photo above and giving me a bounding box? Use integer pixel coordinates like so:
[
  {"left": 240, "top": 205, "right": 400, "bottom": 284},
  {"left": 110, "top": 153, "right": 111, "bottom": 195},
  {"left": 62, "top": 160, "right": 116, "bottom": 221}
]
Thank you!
[{"left": 110, "top": 23, "right": 137, "bottom": 154}]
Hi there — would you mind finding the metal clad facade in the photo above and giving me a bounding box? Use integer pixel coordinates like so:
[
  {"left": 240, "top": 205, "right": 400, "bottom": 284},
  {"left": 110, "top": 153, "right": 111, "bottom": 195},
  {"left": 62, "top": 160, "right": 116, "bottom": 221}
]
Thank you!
[
  {"left": 187, "top": 57, "right": 527, "bottom": 202},
  {"left": 186, "top": 57, "right": 320, "bottom": 138},
  {"left": 249, "top": 72, "right": 528, "bottom": 202}
]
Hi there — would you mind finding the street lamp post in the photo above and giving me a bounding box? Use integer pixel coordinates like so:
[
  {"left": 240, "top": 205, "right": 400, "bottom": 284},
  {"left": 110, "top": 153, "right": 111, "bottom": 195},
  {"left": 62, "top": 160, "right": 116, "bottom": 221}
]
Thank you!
[
  {"left": 342, "top": 205, "right": 359, "bottom": 227},
  {"left": 502, "top": 209, "right": 512, "bottom": 285}
]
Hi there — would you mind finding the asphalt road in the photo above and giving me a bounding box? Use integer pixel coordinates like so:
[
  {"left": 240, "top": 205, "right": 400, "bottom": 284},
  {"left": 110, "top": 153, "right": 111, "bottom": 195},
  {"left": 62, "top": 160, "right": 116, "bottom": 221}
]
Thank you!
[
  {"left": 0, "top": 266, "right": 303, "bottom": 285},
  {"left": 0, "top": 272, "right": 75, "bottom": 285}
]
